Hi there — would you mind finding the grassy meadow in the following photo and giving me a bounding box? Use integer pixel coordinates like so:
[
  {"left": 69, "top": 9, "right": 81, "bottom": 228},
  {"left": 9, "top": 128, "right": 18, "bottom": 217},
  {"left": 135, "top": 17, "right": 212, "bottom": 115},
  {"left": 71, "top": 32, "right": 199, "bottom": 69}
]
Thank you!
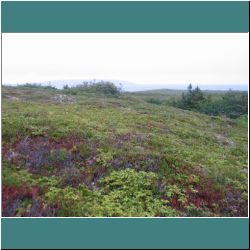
[{"left": 1, "top": 84, "right": 248, "bottom": 217}]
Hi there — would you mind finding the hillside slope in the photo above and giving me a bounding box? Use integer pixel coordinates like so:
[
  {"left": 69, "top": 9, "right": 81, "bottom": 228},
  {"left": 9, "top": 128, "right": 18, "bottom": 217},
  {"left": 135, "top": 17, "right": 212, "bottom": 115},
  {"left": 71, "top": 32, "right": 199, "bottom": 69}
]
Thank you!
[{"left": 1, "top": 86, "right": 248, "bottom": 217}]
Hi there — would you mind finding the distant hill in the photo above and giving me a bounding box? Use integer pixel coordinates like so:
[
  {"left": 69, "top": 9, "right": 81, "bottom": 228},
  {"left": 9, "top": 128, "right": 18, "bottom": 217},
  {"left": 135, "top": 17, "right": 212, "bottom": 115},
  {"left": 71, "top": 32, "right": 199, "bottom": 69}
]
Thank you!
[{"left": 134, "top": 88, "right": 248, "bottom": 95}]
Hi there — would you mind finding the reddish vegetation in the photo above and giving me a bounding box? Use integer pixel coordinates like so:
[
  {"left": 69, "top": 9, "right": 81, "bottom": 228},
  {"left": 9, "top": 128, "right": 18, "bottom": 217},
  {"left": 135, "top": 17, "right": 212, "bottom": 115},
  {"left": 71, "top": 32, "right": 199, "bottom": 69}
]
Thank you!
[
  {"left": 2, "top": 185, "right": 39, "bottom": 216},
  {"left": 2, "top": 135, "right": 247, "bottom": 217},
  {"left": 188, "top": 183, "right": 221, "bottom": 209},
  {"left": 2, "top": 185, "right": 60, "bottom": 217},
  {"left": 11, "top": 135, "right": 86, "bottom": 152},
  {"left": 3, "top": 135, "right": 92, "bottom": 170}
]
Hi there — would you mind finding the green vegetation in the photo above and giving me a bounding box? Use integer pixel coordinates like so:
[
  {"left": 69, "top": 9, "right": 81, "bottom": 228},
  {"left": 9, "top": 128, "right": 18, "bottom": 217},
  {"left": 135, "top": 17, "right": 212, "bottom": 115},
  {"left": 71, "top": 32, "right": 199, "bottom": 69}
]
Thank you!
[
  {"left": 173, "top": 84, "right": 248, "bottom": 118},
  {"left": 1, "top": 83, "right": 248, "bottom": 217},
  {"left": 63, "top": 81, "right": 121, "bottom": 96}
]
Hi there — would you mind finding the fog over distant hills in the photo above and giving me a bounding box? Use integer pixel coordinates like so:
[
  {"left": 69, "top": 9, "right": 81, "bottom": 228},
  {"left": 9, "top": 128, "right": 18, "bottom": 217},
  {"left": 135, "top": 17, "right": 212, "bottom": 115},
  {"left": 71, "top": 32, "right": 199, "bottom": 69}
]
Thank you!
[{"left": 3, "top": 79, "right": 248, "bottom": 92}]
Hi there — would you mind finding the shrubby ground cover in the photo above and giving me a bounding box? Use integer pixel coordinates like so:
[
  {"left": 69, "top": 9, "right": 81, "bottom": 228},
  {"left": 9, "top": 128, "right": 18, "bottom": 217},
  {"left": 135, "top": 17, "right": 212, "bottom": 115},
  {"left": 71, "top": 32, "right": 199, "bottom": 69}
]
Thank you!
[{"left": 1, "top": 83, "right": 248, "bottom": 217}]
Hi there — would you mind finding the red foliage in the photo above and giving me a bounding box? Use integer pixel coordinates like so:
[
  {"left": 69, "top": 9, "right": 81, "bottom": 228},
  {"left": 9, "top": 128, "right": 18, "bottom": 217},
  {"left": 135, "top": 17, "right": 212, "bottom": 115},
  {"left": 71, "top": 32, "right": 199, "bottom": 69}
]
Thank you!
[
  {"left": 2, "top": 185, "right": 40, "bottom": 216},
  {"left": 3, "top": 135, "right": 88, "bottom": 157}
]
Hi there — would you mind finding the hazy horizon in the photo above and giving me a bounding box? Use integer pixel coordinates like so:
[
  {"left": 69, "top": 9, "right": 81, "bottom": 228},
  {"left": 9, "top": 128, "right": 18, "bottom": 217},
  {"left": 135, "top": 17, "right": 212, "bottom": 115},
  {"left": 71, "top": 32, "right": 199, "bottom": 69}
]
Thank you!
[{"left": 2, "top": 79, "right": 248, "bottom": 92}]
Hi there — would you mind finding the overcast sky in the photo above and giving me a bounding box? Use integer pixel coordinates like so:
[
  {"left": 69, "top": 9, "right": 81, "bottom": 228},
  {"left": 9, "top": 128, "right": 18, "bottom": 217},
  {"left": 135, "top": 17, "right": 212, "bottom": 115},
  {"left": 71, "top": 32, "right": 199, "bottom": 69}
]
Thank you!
[{"left": 2, "top": 33, "right": 249, "bottom": 89}]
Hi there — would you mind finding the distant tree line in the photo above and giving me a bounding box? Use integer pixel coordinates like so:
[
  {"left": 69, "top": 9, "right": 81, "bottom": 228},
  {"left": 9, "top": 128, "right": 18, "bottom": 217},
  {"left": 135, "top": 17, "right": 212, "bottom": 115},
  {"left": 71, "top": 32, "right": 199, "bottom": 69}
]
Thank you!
[
  {"left": 173, "top": 84, "right": 248, "bottom": 119},
  {"left": 63, "top": 81, "right": 121, "bottom": 95},
  {"left": 16, "top": 83, "right": 56, "bottom": 90}
]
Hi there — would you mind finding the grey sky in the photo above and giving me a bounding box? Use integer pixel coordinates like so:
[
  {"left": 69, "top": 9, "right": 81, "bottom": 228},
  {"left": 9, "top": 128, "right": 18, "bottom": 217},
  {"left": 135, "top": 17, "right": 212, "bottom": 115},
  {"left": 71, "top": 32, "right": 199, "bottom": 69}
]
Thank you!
[{"left": 2, "top": 33, "right": 249, "bottom": 89}]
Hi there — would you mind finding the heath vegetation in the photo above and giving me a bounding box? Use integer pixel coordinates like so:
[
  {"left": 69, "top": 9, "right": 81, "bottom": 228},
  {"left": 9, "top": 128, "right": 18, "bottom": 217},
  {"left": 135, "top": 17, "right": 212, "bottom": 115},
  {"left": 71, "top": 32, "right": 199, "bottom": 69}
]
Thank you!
[{"left": 1, "top": 82, "right": 248, "bottom": 217}]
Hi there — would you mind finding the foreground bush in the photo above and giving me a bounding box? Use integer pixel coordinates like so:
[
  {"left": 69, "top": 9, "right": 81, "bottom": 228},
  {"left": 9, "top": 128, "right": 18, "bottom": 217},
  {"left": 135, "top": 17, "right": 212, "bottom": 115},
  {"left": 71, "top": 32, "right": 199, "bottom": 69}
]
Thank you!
[{"left": 45, "top": 169, "right": 178, "bottom": 217}]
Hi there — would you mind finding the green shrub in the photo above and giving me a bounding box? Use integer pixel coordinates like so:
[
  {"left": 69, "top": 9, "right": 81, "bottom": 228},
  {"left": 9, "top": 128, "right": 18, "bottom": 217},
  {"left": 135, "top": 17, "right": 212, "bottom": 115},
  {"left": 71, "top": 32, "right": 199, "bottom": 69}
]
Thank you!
[
  {"left": 3, "top": 167, "right": 34, "bottom": 187},
  {"left": 48, "top": 149, "right": 69, "bottom": 165},
  {"left": 97, "top": 169, "right": 178, "bottom": 216},
  {"left": 73, "top": 144, "right": 91, "bottom": 159},
  {"left": 174, "top": 85, "right": 248, "bottom": 119},
  {"left": 35, "top": 176, "right": 60, "bottom": 191},
  {"left": 63, "top": 81, "right": 121, "bottom": 96},
  {"left": 44, "top": 169, "right": 179, "bottom": 217},
  {"left": 96, "top": 148, "right": 114, "bottom": 166},
  {"left": 45, "top": 186, "right": 93, "bottom": 217}
]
